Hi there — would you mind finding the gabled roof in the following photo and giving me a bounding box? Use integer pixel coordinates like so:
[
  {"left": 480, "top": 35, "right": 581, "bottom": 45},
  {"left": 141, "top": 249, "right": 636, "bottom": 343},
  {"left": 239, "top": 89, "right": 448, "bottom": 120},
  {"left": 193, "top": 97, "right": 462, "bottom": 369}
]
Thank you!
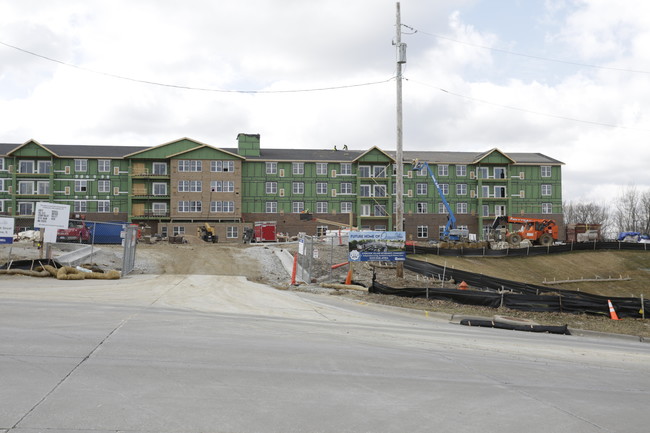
[
  {"left": 353, "top": 146, "right": 395, "bottom": 163},
  {"left": 6, "top": 139, "right": 59, "bottom": 157},
  {"left": 123, "top": 137, "right": 207, "bottom": 158},
  {"left": 169, "top": 144, "right": 245, "bottom": 160}
]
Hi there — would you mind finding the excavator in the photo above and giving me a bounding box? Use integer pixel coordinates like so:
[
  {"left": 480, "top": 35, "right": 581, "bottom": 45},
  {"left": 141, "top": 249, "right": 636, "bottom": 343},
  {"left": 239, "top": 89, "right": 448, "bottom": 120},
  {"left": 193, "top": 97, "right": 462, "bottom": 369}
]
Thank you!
[
  {"left": 491, "top": 216, "right": 558, "bottom": 246},
  {"left": 197, "top": 223, "right": 218, "bottom": 243}
]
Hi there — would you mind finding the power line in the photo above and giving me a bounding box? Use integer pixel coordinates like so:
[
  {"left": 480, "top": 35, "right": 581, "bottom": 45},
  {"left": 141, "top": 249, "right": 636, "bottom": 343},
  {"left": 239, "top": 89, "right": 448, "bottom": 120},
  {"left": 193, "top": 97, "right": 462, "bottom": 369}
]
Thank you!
[
  {"left": 403, "top": 24, "right": 650, "bottom": 75},
  {"left": 406, "top": 77, "right": 650, "bottom": 132},
  {"left": 0, "top": 40, "right": 395, "bottom": 93}
]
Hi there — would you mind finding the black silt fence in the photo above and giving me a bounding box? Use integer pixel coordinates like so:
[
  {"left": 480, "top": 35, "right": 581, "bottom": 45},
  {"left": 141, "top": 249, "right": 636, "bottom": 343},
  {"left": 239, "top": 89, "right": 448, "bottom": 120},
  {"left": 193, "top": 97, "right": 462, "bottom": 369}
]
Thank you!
[
  {"left": 369, "top": 258, "right": 649, "bottom": 319},
  {"left": 406, "top": 241, "right": 650, "bottom": 258}
]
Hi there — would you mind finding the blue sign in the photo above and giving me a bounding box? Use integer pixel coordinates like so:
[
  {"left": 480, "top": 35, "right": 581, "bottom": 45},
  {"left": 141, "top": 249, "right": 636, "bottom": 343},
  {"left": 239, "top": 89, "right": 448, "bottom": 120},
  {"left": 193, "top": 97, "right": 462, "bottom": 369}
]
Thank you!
[{"left": 348, "top": 231, "right": 406, "bottom": 262}]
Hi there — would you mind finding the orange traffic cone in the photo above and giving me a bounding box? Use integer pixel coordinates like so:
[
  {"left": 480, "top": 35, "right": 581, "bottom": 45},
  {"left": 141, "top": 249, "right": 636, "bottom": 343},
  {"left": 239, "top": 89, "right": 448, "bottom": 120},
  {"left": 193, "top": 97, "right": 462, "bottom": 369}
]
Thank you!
[
  {"left": 607, "top": 299, "right": 620, "bottom": 320},
  {"left": 345, "top": 267, "right": 353, "bottom": 285},
  {"left": 458, "top": 281, "right": 469, "bottom": 290}
]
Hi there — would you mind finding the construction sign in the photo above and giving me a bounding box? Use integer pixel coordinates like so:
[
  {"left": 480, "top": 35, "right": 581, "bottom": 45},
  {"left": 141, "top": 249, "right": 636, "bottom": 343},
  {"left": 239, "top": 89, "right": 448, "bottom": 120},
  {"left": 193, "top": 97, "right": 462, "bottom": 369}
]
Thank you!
[
  {"left": 348, "top": 231, "right": 406, "bottom": 262},
  {"left": 0, "top": 217, "right": 14, "bottom": 244}
]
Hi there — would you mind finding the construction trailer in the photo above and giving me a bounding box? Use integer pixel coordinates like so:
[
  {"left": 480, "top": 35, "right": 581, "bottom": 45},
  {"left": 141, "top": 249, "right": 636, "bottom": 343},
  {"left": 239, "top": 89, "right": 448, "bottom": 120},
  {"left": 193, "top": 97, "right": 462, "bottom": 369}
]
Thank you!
[
  {"left": 565, "top": 223, "right": 601, "bottom": 243},
  {"left": 254, "top": 221, "right": 277, "bottom": 242}
]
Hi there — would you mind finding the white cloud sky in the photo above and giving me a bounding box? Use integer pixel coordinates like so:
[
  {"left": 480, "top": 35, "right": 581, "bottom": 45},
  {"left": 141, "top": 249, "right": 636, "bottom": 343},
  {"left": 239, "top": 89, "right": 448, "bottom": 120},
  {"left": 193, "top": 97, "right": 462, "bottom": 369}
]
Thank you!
[{"left": 1, "top": 0, "right": 649, "bottom": 203}]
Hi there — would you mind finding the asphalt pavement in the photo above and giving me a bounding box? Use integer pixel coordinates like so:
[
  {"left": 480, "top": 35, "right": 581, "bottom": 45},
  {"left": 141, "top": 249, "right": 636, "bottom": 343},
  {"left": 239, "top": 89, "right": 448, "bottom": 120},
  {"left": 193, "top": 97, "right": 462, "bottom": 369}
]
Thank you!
[{"left": 1, "top": 274, "right": 649, "bottom": 433}]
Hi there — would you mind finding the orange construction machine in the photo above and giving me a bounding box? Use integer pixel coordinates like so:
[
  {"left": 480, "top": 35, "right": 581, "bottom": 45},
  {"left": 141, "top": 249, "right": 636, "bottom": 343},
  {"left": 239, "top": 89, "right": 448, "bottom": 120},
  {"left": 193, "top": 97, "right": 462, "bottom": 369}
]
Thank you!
[{"left": 491, "top": 216, "right": 558, "bottom": 246}]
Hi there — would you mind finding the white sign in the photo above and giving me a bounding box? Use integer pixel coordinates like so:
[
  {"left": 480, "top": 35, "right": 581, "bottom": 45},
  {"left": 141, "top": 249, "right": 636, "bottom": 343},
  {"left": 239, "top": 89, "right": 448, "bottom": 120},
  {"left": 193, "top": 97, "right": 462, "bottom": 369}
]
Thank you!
[
  {"left": 0, "top": 217, "right": 14, "bottom": 244},
  {"left": 298, "top": 238, "right": 305, "bottom": 255},
  {"left": 34, "top": 202, "right": 70, "bottom": 229}
]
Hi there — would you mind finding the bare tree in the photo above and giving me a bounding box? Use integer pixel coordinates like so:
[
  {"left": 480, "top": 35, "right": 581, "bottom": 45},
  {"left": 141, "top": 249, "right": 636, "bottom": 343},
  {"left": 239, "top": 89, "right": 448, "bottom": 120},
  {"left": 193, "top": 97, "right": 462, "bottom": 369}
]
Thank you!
[
  {"left": 613, "top": 185, "right": 641, "bottom": 234},
  {"left": 639, "top": 190, "right": 650, "bottom": 234},
  {"left": 563, "top": 200, "right": 611, "bottom": 237}
]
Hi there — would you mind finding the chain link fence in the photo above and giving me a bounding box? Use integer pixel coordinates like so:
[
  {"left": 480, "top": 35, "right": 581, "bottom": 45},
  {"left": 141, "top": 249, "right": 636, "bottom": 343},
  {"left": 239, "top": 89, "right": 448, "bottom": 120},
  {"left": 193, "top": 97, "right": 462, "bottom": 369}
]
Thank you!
[
  {"left": 295, "top": 232, "right": 351, "bottom": 283},
  {"left": 1, "top": 217, "right": 138, "bottom": 277}
]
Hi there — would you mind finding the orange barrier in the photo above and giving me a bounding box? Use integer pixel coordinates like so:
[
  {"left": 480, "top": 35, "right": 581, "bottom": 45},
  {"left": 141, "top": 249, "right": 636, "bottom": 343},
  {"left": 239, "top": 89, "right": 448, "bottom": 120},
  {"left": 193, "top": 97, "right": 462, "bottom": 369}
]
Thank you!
[
  {"left": 291, "top": 253, "right": 298, "bottom": 285},
  {"left": 331, "top": 261, "right": 350, "bottom": 270}
]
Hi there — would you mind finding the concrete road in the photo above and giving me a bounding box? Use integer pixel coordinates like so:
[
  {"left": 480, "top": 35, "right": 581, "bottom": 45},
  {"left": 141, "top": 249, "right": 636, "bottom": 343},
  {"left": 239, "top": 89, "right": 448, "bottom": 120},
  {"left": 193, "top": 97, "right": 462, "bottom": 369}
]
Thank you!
[{"left": 1, "top": 274, "right": 649, "bottom": 433}]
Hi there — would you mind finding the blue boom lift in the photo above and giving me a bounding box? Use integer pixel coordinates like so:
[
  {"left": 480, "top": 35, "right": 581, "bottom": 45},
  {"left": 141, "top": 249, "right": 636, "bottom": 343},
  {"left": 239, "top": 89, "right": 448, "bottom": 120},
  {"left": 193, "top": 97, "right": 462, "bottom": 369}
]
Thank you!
[{"left": 412, "top": 159, "right": 468, "bottom": 242}]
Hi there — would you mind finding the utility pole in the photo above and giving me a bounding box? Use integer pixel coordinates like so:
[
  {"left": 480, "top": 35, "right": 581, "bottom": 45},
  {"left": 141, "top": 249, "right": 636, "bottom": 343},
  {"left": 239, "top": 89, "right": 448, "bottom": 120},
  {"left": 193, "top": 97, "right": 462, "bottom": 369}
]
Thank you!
[{"left": 395, "top": 2, "right": 405, "bottom": 278}]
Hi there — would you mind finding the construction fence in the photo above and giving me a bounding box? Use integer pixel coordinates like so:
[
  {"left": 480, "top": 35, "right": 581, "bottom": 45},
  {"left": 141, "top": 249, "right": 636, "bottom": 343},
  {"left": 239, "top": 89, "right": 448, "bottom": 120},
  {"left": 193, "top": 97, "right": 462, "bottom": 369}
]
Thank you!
[
  {"left": 409, "top": 241, "right": 650, "bottom": 257},
  {"left": 2, "top": 218, "right": 138, "bottom": 277},
  {"left": 368, "top": 258, "right": 649, "bottom": 319},
  {"left": 295, "top": 233, "right": 351, "bottom": 283}
]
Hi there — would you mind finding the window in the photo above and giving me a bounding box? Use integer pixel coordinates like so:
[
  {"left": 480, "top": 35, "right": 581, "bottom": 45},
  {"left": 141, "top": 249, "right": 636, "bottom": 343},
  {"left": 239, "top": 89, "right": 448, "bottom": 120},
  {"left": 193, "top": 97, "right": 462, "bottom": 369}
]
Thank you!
[
  {"left": 438, "top": 203, "right": 448, "bottom": 214},
  {"left": 98, "top": 160, "right": 111, "bottom": 172},
  {"left": 37, "top": 181, "right": 49, "bottom": 195},
  {"left": 373, "top": 166, "right": 387, "bottom": 178},
  {"left": 0, "top": 158, "right": 4, "bottom": 171},
  {"left": 542, "top": 203, "right": 553, "bottom": 214},
  {"left": 292, "top": 162, "right": 304, "bottom": 175},
  {"left": 456, "top": 165, "right": 467, "bottom": 176},
  {"left": 211, "top": 161, "right": 234, "bottom": 172},
  {"left": 75, "top": 159, "right": 87, "bottom": 172},
  {"left": 317, "top": 226, "right": 328, "bottom": 237},
  {"left": 479, "top": 167, "right": 489, "bottom": 179},
  {"left": 265, "top": 182, "right": 277, "bottom": 194},
  {"left": 340, "top": 163, "right": 352, "bottom": 175},
  {"left": 18, "top": 202, "right": 34, "bottom": 215},
  {"left": 541, "top": 184, "right": 552, "bottom": 196},
  {"left": 541, "top": 166, "right": 552, "bottom": 178},
  {"left": 152, "top": 182, "right": 167, "bottom": 196},
  {"left": 211, "top": 181, "right": 234, "bottom": 192},
  {"left": 178, "top": 201, "right": 202, "bottom": 212},
  {"left": 316, "top": 163, "right": 328, "bottom": 175},
  {"left": 74, "top": 201, "right": 87, "bottom": 213},
  {"left": 494, "top": 167, "right": 506, "bottom": 179},
  {"left": 360, "top": 204, "right": 371, "bottom": 216},
  {"left": 416, "top": 165, "right": 427, "bottom": 176},
  {"left": 210, "top": 201, "right": 234, "bottom": 213},
  {"left": 438, "top": 165, "right": 448, "bottom": 176},
  {"left": 152, "top": 162, "right": 167, "bottom": 175},
  {"left": 178, "top": 160, "right": 202, "bottom": 172},
  {"left": 292, "top": 182, "right": 304, "bottom": 194},
  {"left": 457, "top": 202, "right": 468, "bottom": 214},
  {"left": 178, "top": 181, "right": 201, "bottom": 192},
  {"left": 417, "top": 226, "right": 428, "bottom": 238},
  {"left": 358, "top": 166, "right": 371, "bottom": 178},
  {"left": 98, "top": 200, "right": 111, "bottom": 213},
  {"left": 373, "top": 185, "right": 386, "bottom": 197},
  {"left": 173, "top": 226, "right": 185, "bottom": 236},
  {"left": 38, "top": 160, "right": 51, "bottom": 174},
  {"left": 316, "top": 182, "right": 328, "bottom": 194},
  {"left": 340, "top": 183, "right": 352, "bottom": 194},
  {"left": 494, "top": 186, "right": 506, "bottom": 198},
  {"left": 19, "top": 160, "right": 34, "bottom": 173},
  {"left": 374, "top": 204, "right": 387, "bottom": 216},
  {"left": 151, "top": 202, "right": 167, "bottom": 216},
  {"left": 482, "top": 185, "right": 490, "bottom": 198},
  {"left": 316, "top": 201, "right": 328, "bottom": 213},
  {"left": 292, "top": 201, "right": 304, "bottom": 213},
  {"left": 416, "top": 183, "right": 427, "bottom": 195},
  {"left": 18, "top": 181, "right": 33, "bottom": 195},
  {"left": 75, "top": 180, "right": 87, "bottom": 193},
  {"left": 266, "top": 162, "right": 277, "bottom": 174},
  {"left": 98, "top": 180, "right": 111, "bottom": 193},
  {"left": 359, "top": 185, "right": 371, "bottom": 197},
  {"left": 0, "top": 179, "right": 5, "bottom": 191},
  {"left": 227, "top": 227, "right": 238, "bottom": 239},
  {"left": 495, "top": 205, "right": 506, "bottom": 216},
  {"left": 417, "top": 202, "right": 428, "bottom": 214},
  {"left": 265, "top": 201, "right": 277, "bottom": 213},
  {"left": 341, "top": 202, "right": 352, "bottom": 213},
  {"left": 481, "top": 205, "right": 490, "bottom": 217},
  {"left": 456, "top": 184, "right": 467, "bottom": 196}
]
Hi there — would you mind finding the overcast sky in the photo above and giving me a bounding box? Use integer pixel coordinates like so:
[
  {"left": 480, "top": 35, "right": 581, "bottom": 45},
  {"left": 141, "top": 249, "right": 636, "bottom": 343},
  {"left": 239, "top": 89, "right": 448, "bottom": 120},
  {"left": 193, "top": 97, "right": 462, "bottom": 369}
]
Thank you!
[{"left": 1, "top": 0, "right": 649, "bottom": 203}]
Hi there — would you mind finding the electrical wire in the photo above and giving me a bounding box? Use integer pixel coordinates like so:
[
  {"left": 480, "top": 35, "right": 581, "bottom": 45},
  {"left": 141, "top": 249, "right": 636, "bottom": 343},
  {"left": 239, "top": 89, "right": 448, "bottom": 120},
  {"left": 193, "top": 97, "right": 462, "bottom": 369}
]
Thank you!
[
  {"left": 405, "top": 77, "right": 650, "bottom": 132},
  {"left": 0, "top": 40, "right": 395, "bottom": 93},
  {"left": 402, "top": 24, "right": 650, "bottom": 75}
]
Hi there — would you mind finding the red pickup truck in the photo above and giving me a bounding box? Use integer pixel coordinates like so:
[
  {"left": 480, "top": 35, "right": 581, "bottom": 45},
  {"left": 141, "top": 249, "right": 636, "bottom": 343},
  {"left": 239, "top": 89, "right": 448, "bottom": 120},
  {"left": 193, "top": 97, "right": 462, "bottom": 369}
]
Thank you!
[{"left": 56, "top": 221, "right": 92, "bottom": 243}]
